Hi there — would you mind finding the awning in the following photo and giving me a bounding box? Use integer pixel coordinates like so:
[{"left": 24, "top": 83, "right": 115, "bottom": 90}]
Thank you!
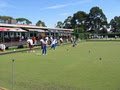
[
  {"left": 0, "top": 27, "right": 27, "bottom": 32},
  {"left": 28, "top": 29, "right": 46, "bottom": 33},
  {"left": 0, "top": 28, "right": 7, "bottom": 31},
  {"left": 7, "top": 28, "right": 27, "bottom": 32}
]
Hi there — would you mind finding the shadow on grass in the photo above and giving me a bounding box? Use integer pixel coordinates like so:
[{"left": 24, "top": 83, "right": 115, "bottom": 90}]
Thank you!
[{"left": 16, "top": 82, "right": 91, "bottom": 90}]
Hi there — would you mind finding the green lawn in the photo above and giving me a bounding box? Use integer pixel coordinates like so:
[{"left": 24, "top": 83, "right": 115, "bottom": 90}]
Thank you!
[
  {"left": 88, "top": 38, "right": 120, "bottom": 40},
  {"left": 0, "top": 42, "right": 120, "bottom": 90}
]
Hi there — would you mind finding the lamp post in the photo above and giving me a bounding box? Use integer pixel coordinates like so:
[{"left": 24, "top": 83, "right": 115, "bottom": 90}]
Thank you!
[{"left": 12, "top": 59, "right": 15, "bottom": 90}]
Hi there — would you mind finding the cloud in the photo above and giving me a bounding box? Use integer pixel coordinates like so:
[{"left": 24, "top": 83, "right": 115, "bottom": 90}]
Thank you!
[
  {"left": 46, "top": 4, "right": 69, "bottom": 9},
  {"left": 45, "top": 0, "right": 93, "bottom": 9},
  {"left": 59, "top": 12, "right": 71, "bottom": 16}
]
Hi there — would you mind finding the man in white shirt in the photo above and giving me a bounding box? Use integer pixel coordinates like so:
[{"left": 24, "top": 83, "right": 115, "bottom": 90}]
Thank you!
[
  {"left": 27, "top": 38, "right": 34, "bottom": 52},
  {"left": 59, "top": 37, "right": 63, "bottom": 46},
  {"left": 45, "top": 36, "right": 49, "bottom": 42},
  {"left": 40, "top": 38, "right": 44, "bottom": 49},
  {"left": 0, "top": 44, "right": 6, "bottom": 52},
  {"left": 42, "top": 39, "right": 47, "bottom": 55},
  {"left": 70, "top": 37, "right": 73, "bottom": 43},
  {"left": 51, "top": 39, "right": 56, "bottom": 50},
  {"left": 55, "top": 39, "right": 58, "bottom": 49},
  {"left": 50, "top": 36, "right": 53, "bottom": 44}
]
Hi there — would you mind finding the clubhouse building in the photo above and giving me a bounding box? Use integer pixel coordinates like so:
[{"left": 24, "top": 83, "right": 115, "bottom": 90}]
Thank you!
[{"left": 0, "top": 24, "right": 73, "bottom": 47}]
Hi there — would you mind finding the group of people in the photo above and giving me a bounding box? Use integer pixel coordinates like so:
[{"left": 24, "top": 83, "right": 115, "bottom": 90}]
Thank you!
[
  {"left": 40, "top": 36, "right": 63, "bottom": 55},
  {"left": 4, "top": 34, "right": 26, "bottom": 42},
  {"left": 27, "top": 36, "right": 77, "bottom": 55},
  {"left": 0, "top": 35, "right": 77, "bottom": 53}
]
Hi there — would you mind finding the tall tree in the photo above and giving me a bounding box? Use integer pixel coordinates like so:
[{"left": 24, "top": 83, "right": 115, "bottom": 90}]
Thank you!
[
  {"left": 110, "top": 16, "right": 120, "bottom": 32},
  {"left": 56, "top": 21, "right": 63, "bottom": 28},
  {"left": 63, "top": 16, "right": 73, "bottom": 29},
  {"left": 71, "top": 11, "right": 88, "bottom": 33},
  {"left": 36, "top": 20, "right": 46, "bottom": 27},
  {"left": 88, "top": 6, "right": 107, "bottom": 33},
  {"left": 16, "top": 18, "right": 32, "bottom": 25}
]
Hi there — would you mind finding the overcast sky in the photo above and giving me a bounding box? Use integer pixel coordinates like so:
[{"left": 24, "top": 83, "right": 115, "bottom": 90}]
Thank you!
[{"left": 0, "top": 0, "right": 120, "bottom": 27}]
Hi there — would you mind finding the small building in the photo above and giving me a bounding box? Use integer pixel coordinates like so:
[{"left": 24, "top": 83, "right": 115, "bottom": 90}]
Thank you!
[{"left": 0, "top": 19, "right": 17, "bottom": 24}]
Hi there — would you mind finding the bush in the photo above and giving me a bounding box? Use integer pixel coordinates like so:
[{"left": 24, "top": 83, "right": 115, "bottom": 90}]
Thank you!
[
  {"left": 78, "top": 33, "right": 85, "bottom": 40},
  {"left": 18, "top": 45, "right": 24, "bottom": 48},
  {"left": 5, "top": 47, "right": 9, "bottom": 50},
  {"left": 73, "top": 33, "right": 85, "bottom": 40}
]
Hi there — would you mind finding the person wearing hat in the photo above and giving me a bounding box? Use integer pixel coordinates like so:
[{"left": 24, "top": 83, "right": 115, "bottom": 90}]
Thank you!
[{"left": 0, "top": 43, "right": 5, "bottom": 52}]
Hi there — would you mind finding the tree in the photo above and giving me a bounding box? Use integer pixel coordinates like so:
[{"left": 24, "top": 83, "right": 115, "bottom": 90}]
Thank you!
[
  {"left": 16, "top": 18, "right": 32, "bottom": 25},
  {"left": 36, "top": 20, "right": 46, "bottom": 27},
  {"left": 110, "top": 16, "right": 120, "bottom": 32},
  {"left": 71, "top": 11, "right": 88, "bottom": 33},
  {"left": 88, "top": 6, "right": 107, "bottom": 34},
  {"left": 99, "top": 27, "right": 108, "bottom": 34},
  {"left": 56, "top": 21, "right": 63, "bottom": 28},
  {"left": 26, "top": 20, "right": 32, "bottom": 25},
  {"left": 63, "top": 16, "right": 73, "bottom": 29}
]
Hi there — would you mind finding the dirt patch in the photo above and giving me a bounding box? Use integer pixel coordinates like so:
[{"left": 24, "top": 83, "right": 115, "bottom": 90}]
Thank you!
[{"left": 0, "top": 87, "right": 8, "bottom": 90}]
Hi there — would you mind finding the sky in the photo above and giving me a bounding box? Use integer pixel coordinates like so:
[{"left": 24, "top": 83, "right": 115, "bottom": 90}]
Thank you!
[{"left": 0, "top": 0, "right": 120, "bottom": 27}]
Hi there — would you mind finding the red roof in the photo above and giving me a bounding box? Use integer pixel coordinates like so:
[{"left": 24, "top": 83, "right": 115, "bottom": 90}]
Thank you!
[
  {"left": 0, "top": 28, "right": 27, "bottom": 32},
  {"left": 0, "top": 28, "right": 7, "bottom": 31}
]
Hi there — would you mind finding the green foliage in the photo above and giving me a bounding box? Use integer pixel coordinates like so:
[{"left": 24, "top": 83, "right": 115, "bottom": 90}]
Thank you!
[
  {"left": 72, "top": 11, "right": 88, "bottom": 29},
  {"left": 110, "top": 16, "right": 120, "bottom": 32},
  {"left": 74, "top": 27, "right": 85, "bottom": 33},
  {"left": 63, "top": 16, "right": 73, "bottom": 29},
  {"left": 79, "top": 33, "right": 85, "bottom": 40},
  {"left": 74, "top": 33, "right": 85, "bottom": 40},
  {"left": 16, "top": 18, "right": 32, "bottom": 25},
  {"left": 88, "top": 6, "right": 107, "bottom": 33},
  {"left": 71, "top": 11, "right": 89, "bottom": 34},
  {"left": 36, "top": 20, "right": 46, "bottom": 27},
  {"left": 56, "top": 21, "right": 63, "bottom": 28},
  {"left": 88, "top": 7, "right": 107, "bottom": 34},
  {"left": 26, "top": 20, "right": 32, "bottom": 25},
  {"left": 56, "top": 6, "right": 108, "bottom": 34},
  {"left": 99, "top": 28, "right": 108, "bottom": 34}
]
